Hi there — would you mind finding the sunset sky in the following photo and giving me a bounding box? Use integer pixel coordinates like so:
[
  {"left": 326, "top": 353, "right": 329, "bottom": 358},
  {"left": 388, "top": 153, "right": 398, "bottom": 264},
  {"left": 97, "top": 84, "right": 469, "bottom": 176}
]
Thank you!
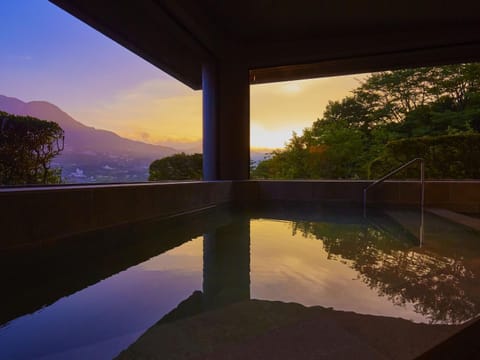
[{"left": 0, "top": 1, "right": 367, "bottom": 150}]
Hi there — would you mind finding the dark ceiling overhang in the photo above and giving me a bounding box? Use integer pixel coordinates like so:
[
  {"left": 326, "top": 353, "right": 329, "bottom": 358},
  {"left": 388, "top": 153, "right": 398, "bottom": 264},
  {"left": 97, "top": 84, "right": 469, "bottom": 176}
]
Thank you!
[{"left": 50, "top": 0, "right": 480, "bottom": 89}]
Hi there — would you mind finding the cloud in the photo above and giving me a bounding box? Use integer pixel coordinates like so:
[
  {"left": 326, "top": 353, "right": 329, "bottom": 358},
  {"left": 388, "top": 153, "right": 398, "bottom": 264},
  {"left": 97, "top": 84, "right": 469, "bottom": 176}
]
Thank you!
[
  {"left": 66, "top": 73, "right": 368, "bottom": 150},
  {"left": 69, "top": 77, "right": 202, "bottom": 143},
  {"left": 138, "top": 131, "right": 150, "bottom": 142},
  {"left": 250, "top": 74, "right": 367, "bottom": 130},
  {"left": 250, "top": 122, "right": 303, "bottom": 149},
  {"left": 118, "top": 78, "right": 195, "bottom": 101},
  {"left": 248, "top": 74, "right": 368, "bottom": 148}
]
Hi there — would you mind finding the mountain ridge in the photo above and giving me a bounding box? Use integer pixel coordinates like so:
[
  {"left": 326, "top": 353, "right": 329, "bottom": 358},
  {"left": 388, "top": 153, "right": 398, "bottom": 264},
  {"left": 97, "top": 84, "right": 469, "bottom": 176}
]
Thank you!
[
  {"left": 0, "top": 94, "right": 274, "bottom": 182},
  {"left": 0, "top": 94, "right": 177, "bottom": 158},
  {"left": 0, "top": 94, "right": 177, "bottom": 182}
]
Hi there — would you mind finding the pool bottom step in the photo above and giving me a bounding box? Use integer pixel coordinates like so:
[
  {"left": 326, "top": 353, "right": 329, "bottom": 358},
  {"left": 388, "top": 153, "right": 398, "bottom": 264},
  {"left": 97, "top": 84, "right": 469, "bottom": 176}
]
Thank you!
[
  {"left": 426, "top": 208, "right": 480, "bottom": 232},
  {"left": 381, "top": 208, "right": 480, "bottom": 258}
]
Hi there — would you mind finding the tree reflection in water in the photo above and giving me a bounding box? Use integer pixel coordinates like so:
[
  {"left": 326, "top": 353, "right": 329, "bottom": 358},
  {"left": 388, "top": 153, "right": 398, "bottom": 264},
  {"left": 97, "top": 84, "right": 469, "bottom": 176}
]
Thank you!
[{"left": 291, "top": 221, "right": 480, "bottom": 324}]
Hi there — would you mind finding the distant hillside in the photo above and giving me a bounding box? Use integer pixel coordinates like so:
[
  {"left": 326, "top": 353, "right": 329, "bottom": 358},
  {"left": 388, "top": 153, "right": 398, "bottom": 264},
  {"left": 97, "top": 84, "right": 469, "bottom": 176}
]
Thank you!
[
  {"left": 0, "top": 95, "right": 177, "bottom": 183},
  {"left": 0, "top": 95, "right": 176, "bottom": 158},
  {"left": 0, "top": 95, "right": 277, "bottom": 182}
]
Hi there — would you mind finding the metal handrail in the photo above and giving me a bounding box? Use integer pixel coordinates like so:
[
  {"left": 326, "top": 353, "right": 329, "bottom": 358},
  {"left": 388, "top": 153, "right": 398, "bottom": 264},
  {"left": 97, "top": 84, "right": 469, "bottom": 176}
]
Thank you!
[
  {"left": 363, "top": 157, "right": 425, "bottom": 247},
  {"left": 363, "top": 157, "right": 425, "bottom": 215}
]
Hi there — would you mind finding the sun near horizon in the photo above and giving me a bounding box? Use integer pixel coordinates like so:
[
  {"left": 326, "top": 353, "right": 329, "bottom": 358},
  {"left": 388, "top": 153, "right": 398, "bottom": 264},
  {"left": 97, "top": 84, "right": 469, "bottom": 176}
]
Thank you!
[{"left": 0, "top": 1, "right": 367, "bottom": 152}]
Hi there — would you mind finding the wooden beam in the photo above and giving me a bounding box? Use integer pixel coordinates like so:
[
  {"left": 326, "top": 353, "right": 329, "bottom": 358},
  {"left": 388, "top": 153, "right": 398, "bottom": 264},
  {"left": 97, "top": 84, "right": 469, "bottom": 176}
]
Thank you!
[{"left": 250, "top": 41, "right": 480, "bottom": 84}]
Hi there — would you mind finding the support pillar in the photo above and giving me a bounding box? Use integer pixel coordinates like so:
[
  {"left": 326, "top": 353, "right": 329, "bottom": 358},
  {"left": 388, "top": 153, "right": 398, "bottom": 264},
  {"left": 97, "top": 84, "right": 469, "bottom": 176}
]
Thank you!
[{"left": 202, "top": 59, "right": 250, "bottom": 180}]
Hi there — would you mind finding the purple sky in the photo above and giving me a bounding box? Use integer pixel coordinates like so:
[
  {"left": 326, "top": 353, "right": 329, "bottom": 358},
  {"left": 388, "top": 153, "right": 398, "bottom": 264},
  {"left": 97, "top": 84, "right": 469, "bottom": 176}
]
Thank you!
[
  {"left": 0, "top": 1, "right": 169, "bottom": 110},
  {"left": 0, "top": 1, "right": 363, "bottom": 149}
]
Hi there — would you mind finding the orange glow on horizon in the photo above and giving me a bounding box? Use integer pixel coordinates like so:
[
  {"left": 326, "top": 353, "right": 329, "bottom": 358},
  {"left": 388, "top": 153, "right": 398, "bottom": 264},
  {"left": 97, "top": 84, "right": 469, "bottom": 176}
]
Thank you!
[{"left": 66, "top": 74, "right": 368, "bottom": 151}]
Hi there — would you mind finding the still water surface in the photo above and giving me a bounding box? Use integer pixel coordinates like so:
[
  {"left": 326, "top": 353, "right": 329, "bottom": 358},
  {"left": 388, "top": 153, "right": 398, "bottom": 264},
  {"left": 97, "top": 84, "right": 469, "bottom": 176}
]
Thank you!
[{"left": 1, "top": 205, "right": 479, "bottom": 359}]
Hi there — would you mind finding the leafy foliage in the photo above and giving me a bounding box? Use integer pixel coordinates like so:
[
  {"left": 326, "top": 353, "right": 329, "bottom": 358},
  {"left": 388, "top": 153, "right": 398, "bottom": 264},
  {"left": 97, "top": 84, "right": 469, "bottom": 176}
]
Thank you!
[
  {"left": 369, "top": 134, "right": 480, "bottom": 179},
  {"left": 252, "top": 63, "right": 480, "bottom": 179},
  {"left": 0, "top": 111, "right": 64, "bottom": 185},
  {"left": 149, "top": 153, "right": 202, "bottom": 181}
]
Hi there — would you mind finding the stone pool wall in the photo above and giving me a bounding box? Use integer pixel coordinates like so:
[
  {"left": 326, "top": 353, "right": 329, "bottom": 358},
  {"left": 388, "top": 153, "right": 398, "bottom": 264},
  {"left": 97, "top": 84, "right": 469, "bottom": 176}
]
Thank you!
[
  {"left": 1, "top": 180, "right": 479, "bottom": 249},
  {"left": 0, "top": 181, "right": 233, "bottom": 249},
  {"left": 254, "top": 180, "right": 480, "bottom": 213}
]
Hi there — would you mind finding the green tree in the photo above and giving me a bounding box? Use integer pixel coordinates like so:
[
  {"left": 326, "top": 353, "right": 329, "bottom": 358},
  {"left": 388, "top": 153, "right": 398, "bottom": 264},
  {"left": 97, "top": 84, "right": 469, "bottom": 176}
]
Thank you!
[
  {"left": 0, "top": 111, "right": 64, "bottom": 185},
  {"left": 369, "top": 134, "right": 480, "bottom": 179},
  {"left": 308, "top": 120, "right": 367, "bottom": 178},
  {"left": 253, "top": 63, "right": 480, "bottom": 180},
  {"left": 252, "top": 132, "right": 322, "bottom": 179},
  {"left": 149, "top": 153, "right": 202, "bottom": 181},
  {"left": 389, "top": 92, "right": 480, "bottom": 138}
]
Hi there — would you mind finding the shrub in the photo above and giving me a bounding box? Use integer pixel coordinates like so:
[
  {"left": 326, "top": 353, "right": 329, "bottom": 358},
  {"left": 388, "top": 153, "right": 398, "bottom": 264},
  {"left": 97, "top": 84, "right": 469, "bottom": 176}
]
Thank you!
[
  {"left": 149, "top": 153, "right": 202, "bottom": 180},
  {"left": 0, "top": 111, "right": 64, "bottom": 185},
  {"left": 368, "top": 134, "right": 480, "bottom": 179}
]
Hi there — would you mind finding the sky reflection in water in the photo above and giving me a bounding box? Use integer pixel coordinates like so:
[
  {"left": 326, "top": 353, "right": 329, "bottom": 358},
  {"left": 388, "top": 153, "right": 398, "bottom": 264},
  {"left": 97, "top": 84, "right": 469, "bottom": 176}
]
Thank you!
[{"left": 1, "top": 210, "right": 479, "bottom": 359}]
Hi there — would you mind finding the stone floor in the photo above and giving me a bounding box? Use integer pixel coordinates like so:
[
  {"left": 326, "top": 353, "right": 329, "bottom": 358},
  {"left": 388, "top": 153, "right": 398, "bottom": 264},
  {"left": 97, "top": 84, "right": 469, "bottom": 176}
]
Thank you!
[{"left": 116, "top": 297, "right": 468, "bottom": 360}]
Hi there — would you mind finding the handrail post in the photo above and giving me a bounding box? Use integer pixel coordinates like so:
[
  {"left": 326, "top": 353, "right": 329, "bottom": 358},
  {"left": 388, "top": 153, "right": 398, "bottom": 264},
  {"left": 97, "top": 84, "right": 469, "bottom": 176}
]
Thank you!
[
  {"left": 363, "top": 188, "right": 367, "bottom": 218},
  {"left": 419, "top": 159, "right": 425, "bottom": 247},
  {"left": 420, "top": 159, "right": 425, "bottom": 210}
]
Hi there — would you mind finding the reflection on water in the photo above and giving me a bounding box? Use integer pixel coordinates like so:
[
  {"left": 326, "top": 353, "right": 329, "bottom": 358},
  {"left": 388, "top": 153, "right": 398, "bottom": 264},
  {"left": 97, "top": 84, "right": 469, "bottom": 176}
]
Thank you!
[
  {"left": 289, "top": 218, "right": 480, "bottom": 324},
  {"left": 1, "top": 205, "right": 479, "bottom": 359},
  {"left": 0, "top": 237, "right": 206, "bottom": 360},
  {"left": 250, "top": 220, "right": 428, "bottom": 323},
  {"left": 203, "top": 216, "right": 251, "bottom": 308}
]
